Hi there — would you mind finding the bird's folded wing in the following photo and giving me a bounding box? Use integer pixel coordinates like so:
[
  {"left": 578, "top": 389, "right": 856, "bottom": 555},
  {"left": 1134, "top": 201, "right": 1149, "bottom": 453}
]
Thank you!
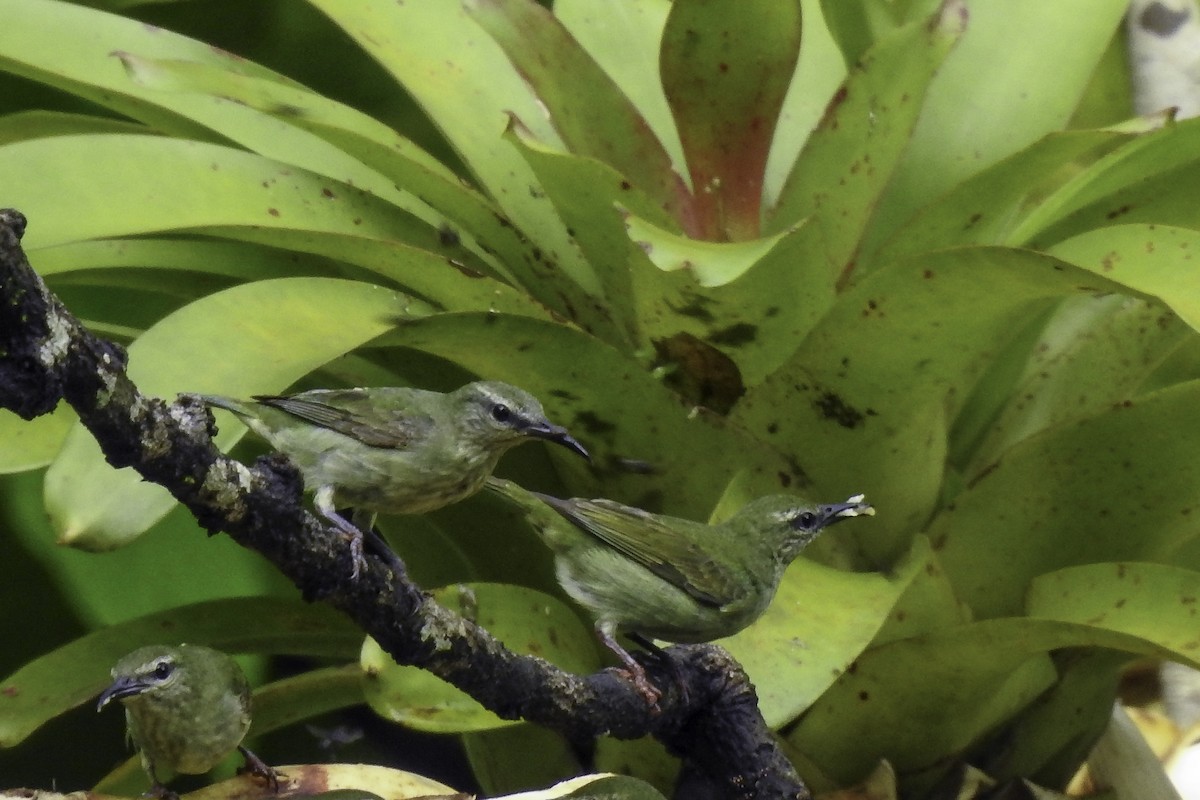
[
  {"left": 556, "top": 499, "right": 744, "bottom": 609},
  {"left": 254, "top": 390, "right": 432, "bottom": 449}
]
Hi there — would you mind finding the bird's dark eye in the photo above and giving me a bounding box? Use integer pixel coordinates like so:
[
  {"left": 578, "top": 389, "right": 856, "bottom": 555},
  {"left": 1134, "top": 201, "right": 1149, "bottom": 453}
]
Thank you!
[
  {"left": 490, "top": 403, "right": 512, "bottom": 423},
  {"left": 794, "top": 511, "right": 818, "bottom": 529},
  {"left": 153, "top": 661, "right": 173, "bottom": 680}
]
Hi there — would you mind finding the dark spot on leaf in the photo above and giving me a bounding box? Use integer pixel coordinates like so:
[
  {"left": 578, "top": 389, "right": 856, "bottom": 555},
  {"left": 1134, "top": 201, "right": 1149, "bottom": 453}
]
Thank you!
[
  {"left": 1117, "top": 564, "right": 1127, "bottom": 579},
  {"left": 668, "top": 293, "right": 717, "bottom": 322},
  {"left": 814, "top": 390, "right": 864, "bottom": 429},
  {"left": 438, "top": 223, "right": 460, "bottom": 246},
  {"left": 964, "top": 212, "right": 983, "bottom": 229},
  {"left": 858, "top": 691, "right": 869, "bottom": 701},
  {"left": 1106, "top": 205, "right": 1132, "bottom": 220},
  {"left": 923, "top": 269, "right": 934, "bottom": 279},
  {"left": 765, "top": 306, "right": 780, "bottom": 317},
  {"left": 709, "top": 323, "right": 758, "bottom": 346},
  {"left": 847, "top": 661, "right": 858, "bottom": 674},
  {"left": 766, "top": 422, "right": 779, "bottom": 435},
  {"left": 574, "top": 411, "right": 616, "bottom": 436},
  {"left": 267, "top": 208, "right": 280, "bottom": 217},
  {"left": 550, "top": 389, "right": 580, "bottom": 402},
  {"left": 967, "top": 461, "right": 999, "bottom": 488},
  {"left": 322, "top": 188, "right": 335, "bottom": 199},
  {"left": 2, "top": 686, "right": 17, "bottom": 697},
  {"left": 516, "top": 342, "right": 533, "bottom": 352},
  {"left": 895, "top": 610, "right": 907, "bottom": 622},
  {"left": 778, "top": 472, "right": 791, "bottom": 488},
  {"left": 652, "top": 332, "right": 745, "bottom": 414},
  {"left": 447, "top": 259, "right": 485, "bottom": 279},
  {"left": 620, "top": 180, "right": 632, "bottom": 190}
]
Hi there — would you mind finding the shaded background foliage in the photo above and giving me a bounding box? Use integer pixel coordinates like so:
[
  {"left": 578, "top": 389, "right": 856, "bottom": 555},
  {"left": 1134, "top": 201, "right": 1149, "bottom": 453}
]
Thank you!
[{"left": 2, "top": 0, "right": 1200, "bottom": 797}]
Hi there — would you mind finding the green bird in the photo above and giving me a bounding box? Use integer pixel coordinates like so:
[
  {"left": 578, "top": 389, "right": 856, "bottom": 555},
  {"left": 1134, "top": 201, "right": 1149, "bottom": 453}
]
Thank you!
[
  {"left": 96, "top": 644, "right": 278, "bottom": 798},
  {"left": 492, "top": 481, "right": 873, "bottom": 705},
  {"left": 195, "top": 381, "right": 589, "bottom": 578}
]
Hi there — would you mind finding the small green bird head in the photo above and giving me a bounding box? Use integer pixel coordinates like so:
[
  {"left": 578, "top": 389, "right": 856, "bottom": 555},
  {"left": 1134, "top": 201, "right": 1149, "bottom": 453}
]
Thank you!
[
  {"left": 453, "top": 381, "right": 589, "bottom": 459},
  {"left": 96, "top": 645, "right": 191, "bottom": 711},
  {"left": 730, "top": 493, "right": 875, "bottom": 564}
]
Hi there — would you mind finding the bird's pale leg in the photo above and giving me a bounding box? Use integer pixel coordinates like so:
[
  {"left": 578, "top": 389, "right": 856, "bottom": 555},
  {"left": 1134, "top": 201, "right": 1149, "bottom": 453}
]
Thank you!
[
  {"left": 596, "top": 620, "right": 661, "bottom": 708},
  {"left": 314, "top": 486, "right": 368, "bottom": 579},
  {"left": 237, "top": 745, "right": 281, "bottom": 792}
]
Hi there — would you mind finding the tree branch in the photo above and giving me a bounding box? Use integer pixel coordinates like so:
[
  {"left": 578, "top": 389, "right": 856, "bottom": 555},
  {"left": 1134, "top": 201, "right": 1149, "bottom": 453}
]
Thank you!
[{"left": 0, "top": 209, "right": 808, "bottom": 800}]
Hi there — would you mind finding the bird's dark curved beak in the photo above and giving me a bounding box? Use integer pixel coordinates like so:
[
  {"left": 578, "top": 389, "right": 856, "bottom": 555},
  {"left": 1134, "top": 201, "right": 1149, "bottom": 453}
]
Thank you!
[
  {"left": 816, "top": 494, "right": 874, "bottom": 528},
  {"left": 96, "top": 675, "right": 147, "bottom": 711},
  {"left": 526, "top": 422, "right": 590, "bottom": 461}
]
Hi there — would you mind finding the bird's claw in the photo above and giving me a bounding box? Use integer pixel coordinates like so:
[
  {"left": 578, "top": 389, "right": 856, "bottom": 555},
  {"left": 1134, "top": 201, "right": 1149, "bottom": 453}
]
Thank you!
[
  {"left": 344, "top": 528, "right": 368, "bottom": 580},
  {"left": 238, "top": 745, "right": 281, "bottom": 793},
  {"left": 618, "top": 663, "right": 662, "bottom": 711}
]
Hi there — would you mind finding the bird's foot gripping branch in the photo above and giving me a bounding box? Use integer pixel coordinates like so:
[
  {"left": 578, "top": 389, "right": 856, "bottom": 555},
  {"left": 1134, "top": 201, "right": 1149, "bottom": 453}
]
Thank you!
[{"left": 0, "top": 209, "right": 808, "bottom": 800}]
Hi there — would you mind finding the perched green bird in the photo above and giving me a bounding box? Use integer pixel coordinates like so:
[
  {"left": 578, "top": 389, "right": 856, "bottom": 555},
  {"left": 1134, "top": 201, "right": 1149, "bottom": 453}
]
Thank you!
[
  {"left": 96, "top": 644, "right": 278, "bottom": 798},
  {"left": 492, "top": 481, "right": 873, "bottom": 704},
  {"left": 195, "top": 381, "right": 589, "bottom": 578}
]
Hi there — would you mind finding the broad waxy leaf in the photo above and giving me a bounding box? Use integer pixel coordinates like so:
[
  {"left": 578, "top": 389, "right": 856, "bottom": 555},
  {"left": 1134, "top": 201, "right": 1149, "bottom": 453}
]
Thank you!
[
  {"left": 360, "top": 583, "right": 598, "bottom": 733},
  {"left": 722, "top": 536, "right": 933, "bottom": 728},
  {"left": 1013, "top": 116, "right": 1200, "bottom": 248},
  {"left": 555, "top": 0, "right": 687, "bottom": 182},
  {"left": 0, "top": 597, "right": 359, "bottom": 748},
  {"left": 463, "top": 724, "right": 582, "bottom": 796},
  {"left": 660, "top": 0, "right": 802, "bottom": 241},
  {"left": 874, "top": 128, "right": 1138, "bottom": 263},
  {"left": 791, "top": 560, "right": 1200, "bottom": 786},
  {"left": 1051, "top": 224, "right": 1200, "bottom": 333},
  {"left": 733, "top": 247, "right": 1127, "bottom": 562},
  {"left": 305, "top": 0, "right": 618, "bottom": 340},
  {"left": 866, "top": 0, "right": 1131, "bottom": 256},
  {"left": 0, "top": 407, "right": 74, "bottom": 474},
  {"left": 932, "top": 380, "right": 1200, "bottom": 619},
  {"left": 468, "top": 0, "right": 689, "bottom": 228},
  {"left": 770, "top": 0, "right": 966, "bottom": 283},
  {"left": 44, "top": 277, "right": 421, "bottom": 549},
  {"left": 957, "top": 295, "right": 1189, "bottom": 480}
]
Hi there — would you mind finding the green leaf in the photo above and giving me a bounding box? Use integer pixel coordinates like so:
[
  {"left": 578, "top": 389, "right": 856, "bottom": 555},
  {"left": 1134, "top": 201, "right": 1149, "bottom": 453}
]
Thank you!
[
  {"left": 788, "top": 561, "right": 1200, "bottom": 789},
  {"left": 0, "top": 407, "right": 73, "bottom": 474},
  {"left": 788, "top": 620, "right": 1060, "bottom": 787},
  {"left": 556, "top": 0, "right": 687, "bottom": 183},
  {"left": 660, "top": 0, "right": 802, "bottom": 240},
  {"left": 959, "top": 295, "right": 1190, "bottom": 480},
  {"left": 1050, "top": 224, "right": 1200, "bottom": 333},
  {"left": 0, "top": 597, "right": 359, "bottom": 748},
  {"left": 866, "top": 0, "right": 1131, "bottom": 255},
  {"left": 360, "top": 583, "right": 599, "bottom": 733},
  {"left": 1014, "top": 116, "right": 1200, "bottom": 247},
  {"left": 44, "top": 277, "right": 421, "bottom": 550},
  {"left": 932, "top": 380, "right": 1200, "bottom": 618},
  {"left": 732, "top": 247, "right": 1128, "bottom": 562},
  {"left": 463, "top": 724, "right": 581, "bottom": 796},
  {"left": 305, "top": 1, "right": 604, "bottom": 303},
  {"left": 873, "top": 128, "right": 1136, "bottom": 263},
  {"left": 106, "top": 51, "right": 560, "bottom": 296},
  {"left": 467, "top": 0, "right": 688, "bottom": 228},
  {"left": 1, "top": 135, "right": 462, "bottom": 270},
  {"left": 626, "top": 213, "right": 834, "bottom": 387},
  {"left": 722, "top": 536, "right": 932, "bottom": 728},
  {"left": 769, "top": 0, "right": 966, "bottom": 284},
  {"left": 0, "top": 110, "right": 149, "bottom": 144},
  {"left": 763, "top": 0, "right": 848, "bottom": 207}
]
